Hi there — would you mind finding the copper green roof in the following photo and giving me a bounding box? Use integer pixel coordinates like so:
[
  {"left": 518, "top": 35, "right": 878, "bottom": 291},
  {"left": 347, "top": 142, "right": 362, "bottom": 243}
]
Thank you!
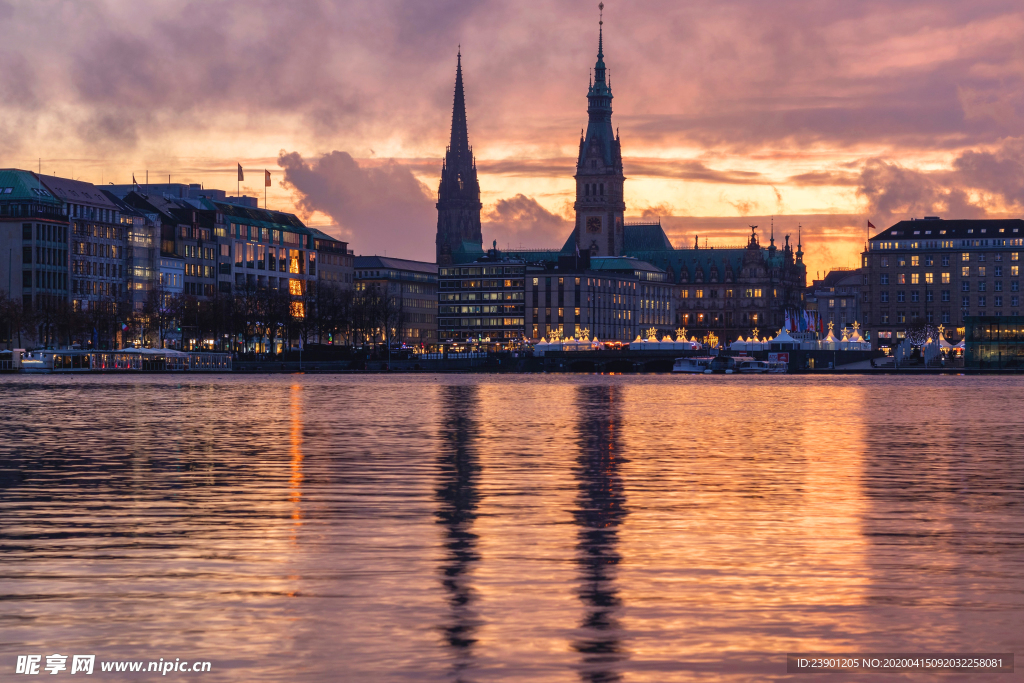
[{"left": 0, "top": 169, "right": 63, "bottom": 205}]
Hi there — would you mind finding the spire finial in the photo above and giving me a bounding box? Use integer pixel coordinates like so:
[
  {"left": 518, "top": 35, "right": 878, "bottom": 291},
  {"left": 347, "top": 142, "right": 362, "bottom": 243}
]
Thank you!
[{"left": 598, "top": 3, "right": 604, "bottom": 59}]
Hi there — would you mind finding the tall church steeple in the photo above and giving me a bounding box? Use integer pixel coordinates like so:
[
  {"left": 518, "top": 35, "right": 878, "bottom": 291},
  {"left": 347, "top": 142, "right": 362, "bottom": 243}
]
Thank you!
[
  {"left": 573, "top": 3, "right": 625, "bottom": 258},
  {"left": 436, "top": 49, "right": 482, "bottom": 266}
]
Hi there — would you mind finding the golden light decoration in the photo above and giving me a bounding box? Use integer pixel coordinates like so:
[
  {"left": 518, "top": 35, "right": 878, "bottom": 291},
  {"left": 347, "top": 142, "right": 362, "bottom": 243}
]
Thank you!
[
  {"left": 645, "top": 327, "right": 658, "bottom": 340},
  {"left": 852, "top": 321, "right": 861, "bottom": 331},
  {"left": 549, "top": 328, "right": 562, "bottom": 342},
  {"left": 580, "top": 328, "right": 590, "bottom": 341},
  {"left": 705, "top": 332, "right": 719, "bottom": 347},
  {"left": 676, "top": 327, "right": 687, "bottom": 340},
  {"left": 751, "top": 327, "right": 759, "bottom": 340}
]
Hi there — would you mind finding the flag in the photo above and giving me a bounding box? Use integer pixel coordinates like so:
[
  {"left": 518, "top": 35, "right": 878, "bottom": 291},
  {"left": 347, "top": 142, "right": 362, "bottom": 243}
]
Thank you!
[
  {"left": 121, "top": 322, "right": 128, "bottom": 331},
  {"left": 867, "top": 220, "right": 876, "bottom": 229},
  {"left": 265, "top": 169, "right": 271, "bottom": 187},
  {"left": 132, "top": 174, "right": 138, "bottom": 189},
  {"left": 237, "top": 164, "right": 244, "bottom": 181}
]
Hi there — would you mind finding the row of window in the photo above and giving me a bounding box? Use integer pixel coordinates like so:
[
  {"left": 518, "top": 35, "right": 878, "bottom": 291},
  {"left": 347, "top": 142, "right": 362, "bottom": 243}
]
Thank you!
[
  {"left": 72, "top": 261, "right": 121, "bottom": 279},
  {"left": 681, "top": 288, "right": 765, "bottom": 299},
  {"left": 23, "top": 223, "right": 68, "bottom": 243},
  {"left": 24, "top": 270, "right": 67, "bottom": 291}
]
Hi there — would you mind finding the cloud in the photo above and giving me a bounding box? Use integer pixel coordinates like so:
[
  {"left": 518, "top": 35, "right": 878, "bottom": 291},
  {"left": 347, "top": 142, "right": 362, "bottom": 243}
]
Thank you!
[
  {"left": 483, "top": 194, "right": 571, "bottom": 249},
  {"left": 278, "top": 150, "right": 436, "bottom": 260},
  {"left": 857, "top": 158, "right": 986, "bottom": 223}
]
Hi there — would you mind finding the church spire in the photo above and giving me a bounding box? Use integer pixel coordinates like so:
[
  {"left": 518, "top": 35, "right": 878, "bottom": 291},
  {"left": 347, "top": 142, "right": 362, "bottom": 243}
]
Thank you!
[
  {"left": 449, "top": 48, "right": 470, "bottom": 158},
  {"left": 436, "top": 50, "right": 482, "bottom": 265}
]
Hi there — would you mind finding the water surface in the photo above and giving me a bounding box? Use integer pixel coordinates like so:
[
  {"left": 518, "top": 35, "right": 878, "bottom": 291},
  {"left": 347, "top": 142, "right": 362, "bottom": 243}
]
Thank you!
[{"left": 1, "top": 375, "right": 1022, "bottom": 681}]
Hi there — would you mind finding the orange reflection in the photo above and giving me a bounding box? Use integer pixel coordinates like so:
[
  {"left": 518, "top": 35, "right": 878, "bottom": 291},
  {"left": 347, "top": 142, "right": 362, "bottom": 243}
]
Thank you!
[{"left": 289, "top": 383, "right": 304, "bottom": 529}]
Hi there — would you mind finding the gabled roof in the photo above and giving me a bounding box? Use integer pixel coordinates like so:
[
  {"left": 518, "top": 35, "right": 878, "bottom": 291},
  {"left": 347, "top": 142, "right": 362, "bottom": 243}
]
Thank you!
[
  {"left": 36, "top": 174, "right": 117, "bottom": 209},
  {"left": 623, "top": 222, "right": 674, "bottom": 251},
  {"left": 0, "top": 169, "right": 63, "bottom": 205}
]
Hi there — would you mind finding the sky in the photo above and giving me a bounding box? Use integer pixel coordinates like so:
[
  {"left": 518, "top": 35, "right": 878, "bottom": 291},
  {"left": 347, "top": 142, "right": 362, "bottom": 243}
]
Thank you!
[{"left": 3, "top": 0, "right": 1024, "bottom": 279}]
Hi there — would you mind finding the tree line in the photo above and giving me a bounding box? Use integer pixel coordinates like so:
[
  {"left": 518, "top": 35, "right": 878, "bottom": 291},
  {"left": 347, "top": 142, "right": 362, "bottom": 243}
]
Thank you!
[{"left": 0, "top": 280, "right": 413, "bottom": 356}]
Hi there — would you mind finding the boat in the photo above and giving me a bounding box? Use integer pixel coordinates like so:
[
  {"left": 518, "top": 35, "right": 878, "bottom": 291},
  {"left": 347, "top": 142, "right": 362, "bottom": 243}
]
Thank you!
[
  {"left": 767, "top": 360, "right": 788, "bottom": 374},
  {"left": 736, "top": 359, "right": 770, "bottom": 374},
  {"left": 672, "top": 356, "right": 715, "bottom": 373}
]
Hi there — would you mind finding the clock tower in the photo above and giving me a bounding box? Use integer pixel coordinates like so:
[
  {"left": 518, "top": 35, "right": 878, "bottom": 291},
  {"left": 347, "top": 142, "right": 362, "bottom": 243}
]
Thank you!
[{"left": 573, "top": 4, "right": 625, "bottom": 257}]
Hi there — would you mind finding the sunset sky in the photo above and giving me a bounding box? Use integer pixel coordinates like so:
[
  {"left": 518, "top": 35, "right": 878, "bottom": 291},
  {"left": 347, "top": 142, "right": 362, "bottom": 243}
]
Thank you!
[{"left": 3, "top": 0, "right": 1024, "bottom": 278}]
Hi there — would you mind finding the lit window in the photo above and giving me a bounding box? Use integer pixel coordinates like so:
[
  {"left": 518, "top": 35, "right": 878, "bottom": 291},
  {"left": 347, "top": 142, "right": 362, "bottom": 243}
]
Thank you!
[
  {"left": 897, "top": 273, "right": 906, "bottom": 284},
  {"left": 911, "top": 273, "right": 919, "bottom": 284},
  {"left": 925, "top": 272, "right": 934, "bottom": 284},
  {"left": 962, "top": 266, "right": 970, "bottom": 277},
  {"left": 911, "top": 255, "right": 920, "bottom": 266},
  {"left": 941, "top": 272, "right": 950, "bottom": 284}
]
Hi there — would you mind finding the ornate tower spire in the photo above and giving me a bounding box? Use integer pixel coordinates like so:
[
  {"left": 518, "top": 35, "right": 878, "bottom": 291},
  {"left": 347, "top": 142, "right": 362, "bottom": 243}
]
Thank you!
[
  {"left": 573, "top": 2, "right": 625, "bottom": 258},
  {"left": 436, "top": 49, "right": 482, "bottom": 266}
]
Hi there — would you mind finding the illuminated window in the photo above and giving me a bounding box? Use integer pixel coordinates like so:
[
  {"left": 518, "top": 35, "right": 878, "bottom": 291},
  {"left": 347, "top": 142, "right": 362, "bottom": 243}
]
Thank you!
[
  {"left": 695, "top": 289, "right": 704, "bottom": 298},
  {"left": 725, "top": 289, "right": 734, "bottom": 298},
  {"left": 979, "top": 266, "right": 986, "bottom": 277},
  {"left": 962, "top": 266, "right": 970, "bottom": 277},
  {"left": 828, "top": 299, "right": 835, "bottom": 308},
  {"left": 941, "top": 272, "right": 950, "bottom": 284},
  {"left": 744, "top": 288, "right": 753, "bottom": 298},
  {"left": 289, "top": 279, "right": 303, "bottom": 295},
  {"left": 897, "top": 273, "right": 906, "bottom": 284},
  {"left": 925, "top": 272, "right": 934, "bottom": 284},
  {"left": 680, "top": 289, "right": 688, "bottom": 298},
  {"left": 962, "top": 252, "right": 970, "bottom": 262},
  {"left": 1013, "top": 266, "right": 1020, "bottom": 277},
  {"left": 911, "top": 255, "right": 920, "bottom": 266},
  {"left": 1012, "top": 252, "right": 1019, "bottom": 262},
  {"left": 290, "top": 301, "right": 305, "bottom": 318}
]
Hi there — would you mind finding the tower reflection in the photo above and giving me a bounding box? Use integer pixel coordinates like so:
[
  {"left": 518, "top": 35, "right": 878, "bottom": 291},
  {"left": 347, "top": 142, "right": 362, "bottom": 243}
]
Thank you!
[
  {"left": 435, "top": 384, "right": 482, "bottom": 680},
  {"left": 573, "top": 384, "right": 628, "bottom": 683}
]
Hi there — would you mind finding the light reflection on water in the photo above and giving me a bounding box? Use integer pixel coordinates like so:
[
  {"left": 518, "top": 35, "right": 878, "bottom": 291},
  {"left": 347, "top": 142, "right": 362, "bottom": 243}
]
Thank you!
[{"left": 1, "top": 375, "right": 1023, "bottom": 682}]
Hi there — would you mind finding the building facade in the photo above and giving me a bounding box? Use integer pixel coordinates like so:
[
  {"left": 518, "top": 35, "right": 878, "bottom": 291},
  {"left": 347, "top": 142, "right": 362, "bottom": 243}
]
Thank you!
[
  {"left": 806, "top": 268, "right": 863, "bottom": 334},
  {"left": 356, "top": 256, "right": 438, "bottom": 346},
  {"left": 37, "top": 176, "right": 127, "bottom": 315},
  {"left": 0, "top": 170, "right": 69, "bottom": 311},
  {"left": 862, "top": 218, "right": 1023, "bottom": 350},
  {"left": 437, "top": 248, "right": 525, "bottom": 344},
  {"left": 524, "top": 254, "right": 669, "bottom": 342}
]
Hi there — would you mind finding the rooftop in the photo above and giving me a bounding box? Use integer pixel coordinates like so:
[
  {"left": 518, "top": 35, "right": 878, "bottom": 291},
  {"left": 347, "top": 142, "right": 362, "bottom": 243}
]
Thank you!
[
  {"left": 870, "top": 218, "right": 1024, "bottom": 241},
  {"left": 354, "top": 255, "right": 437, "bottom": 275}
]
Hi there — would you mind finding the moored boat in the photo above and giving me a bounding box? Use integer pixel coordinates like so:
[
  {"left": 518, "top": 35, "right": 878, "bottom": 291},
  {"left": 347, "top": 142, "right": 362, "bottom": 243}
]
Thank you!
[{"left": 672, "top": 356, "right": 715, "bottom": 373}]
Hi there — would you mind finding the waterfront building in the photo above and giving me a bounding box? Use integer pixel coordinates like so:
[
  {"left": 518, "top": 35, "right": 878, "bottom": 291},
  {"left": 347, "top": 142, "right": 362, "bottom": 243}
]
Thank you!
[
  {"left": 806, "top": 268, "right": 864, "bottom": 334},
  {"left": 964, "top": 315, "right": 1024, "bottom": 369},
  {"left": 435, "top": 51, "right": 482, "bottom": 266},
  {"left": 311, "top": 228, "right": 354, "bottom": 289},
  {"left": 524, "top": 254, "right": 668, "bottom": 342},
  {"left": 0, "top": 170, "right": 69, "bottom": 321},
  {"left": 437, "top": 246, "right": 525, "bottom": 345},
  {"left": 862, "top": 217, "right": 1023, "bottom": 351},
  {"left": 355, "top": 256, "right": 438, "bottom": 346},
  {"left": 36, "top": 175, "right": 126, "bottom": 316}
]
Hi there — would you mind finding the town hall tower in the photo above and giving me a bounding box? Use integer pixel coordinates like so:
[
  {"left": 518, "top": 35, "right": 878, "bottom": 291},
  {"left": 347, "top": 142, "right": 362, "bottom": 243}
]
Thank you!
[{"left": 573, "top": 4, "right": 625, "bottom": 257}]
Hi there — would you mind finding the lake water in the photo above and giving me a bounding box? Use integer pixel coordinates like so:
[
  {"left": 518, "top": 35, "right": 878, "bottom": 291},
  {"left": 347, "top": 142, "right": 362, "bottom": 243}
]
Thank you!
[{"left": 1, "top": 375, "right": 1022, "bottom": 681}]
